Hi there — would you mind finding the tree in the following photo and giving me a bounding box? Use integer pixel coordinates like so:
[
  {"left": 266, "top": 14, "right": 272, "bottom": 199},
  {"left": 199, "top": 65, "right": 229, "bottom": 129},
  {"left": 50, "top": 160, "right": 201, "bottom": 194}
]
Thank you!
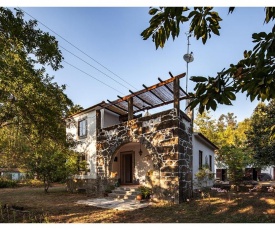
[
  {"left": 23, "top": 136, "right": 79, "bottom": 192},
  {"left": 194, "top": 111, "right": 246, "bottom": 148},
  {"left": 66, "top": 104, "right": 84, "bottom": 117},
  {"left": 141, "top": 7, "right": 275, "bottom": 114},
  {"left": 246, "top": 100, "right": 275, "bottom": 166},
  {"left": 216, "top": 146, "right": 254, "bottom": 183},
  {"left": 194, "top": 111, "right": 255, "bottom": 183},
  {"left": 193, "top": 110, "right": 218, "bottom": 143},
  {"left": 0, "top": 7, "right": 73, "bottom": 134},
  {"left": 0, "top": 7, "right": 79, "bottom": 190}
]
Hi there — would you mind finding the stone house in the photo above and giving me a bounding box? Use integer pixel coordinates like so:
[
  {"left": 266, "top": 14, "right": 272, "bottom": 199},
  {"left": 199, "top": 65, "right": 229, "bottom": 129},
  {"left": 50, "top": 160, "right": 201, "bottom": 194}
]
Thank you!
[
  {"left": 192, "top": 132, "right": 218, "bottom": 189},
  {"left": 66, "top": 72, "right": 217, "bottom": 203}
]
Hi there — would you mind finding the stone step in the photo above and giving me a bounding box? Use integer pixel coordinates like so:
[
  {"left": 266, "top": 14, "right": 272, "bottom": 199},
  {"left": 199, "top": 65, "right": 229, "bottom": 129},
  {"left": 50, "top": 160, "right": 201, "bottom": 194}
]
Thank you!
[
  {"left": 113, "top": 187, "right": 139, "bottom": 192},
  {"left": 111, "top": 190, "right": 139, "bottom": 195},
  {"left": 108, "top": 193, "right": 138, "bottom": 200},
  {"left": 108, "top": 186, "right": 141, "bottom": 201}
]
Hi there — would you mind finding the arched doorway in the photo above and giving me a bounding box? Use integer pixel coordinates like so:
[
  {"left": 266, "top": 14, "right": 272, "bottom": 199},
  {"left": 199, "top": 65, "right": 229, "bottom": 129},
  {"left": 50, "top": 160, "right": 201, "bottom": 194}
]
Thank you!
[
  {"left": 120, "top": 151, "right": 134, "bottom": 184},
  {"left": 110, "top": 142, "right": 151, "bottom": 186}
]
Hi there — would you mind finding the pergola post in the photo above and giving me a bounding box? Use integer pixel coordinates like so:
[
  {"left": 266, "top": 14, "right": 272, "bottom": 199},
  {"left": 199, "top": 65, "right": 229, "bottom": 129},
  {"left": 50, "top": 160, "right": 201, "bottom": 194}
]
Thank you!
[
  {"left": 128, "top": 97, "right": 133, "bottom": 120},
  {"left": 96, "top": 109, "right": 101, "bottom": 134},
  {"left": 173, "top": 77, "right": 180, "bottom": 115}
]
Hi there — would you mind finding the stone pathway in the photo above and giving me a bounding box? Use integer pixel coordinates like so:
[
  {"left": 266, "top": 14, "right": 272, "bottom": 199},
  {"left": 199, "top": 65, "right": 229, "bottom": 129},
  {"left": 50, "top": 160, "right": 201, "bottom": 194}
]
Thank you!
[{"left": 76, "top": 198, "right": 151, "bottom": 211}]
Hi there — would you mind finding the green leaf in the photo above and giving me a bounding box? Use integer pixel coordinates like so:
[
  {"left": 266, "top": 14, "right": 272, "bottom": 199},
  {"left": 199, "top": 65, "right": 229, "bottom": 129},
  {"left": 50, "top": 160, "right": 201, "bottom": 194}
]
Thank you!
[
  {"left": 149, "top": 8, "right": 159, "bottom": 15},
  {"left": 258, "top": 32, "right": 267, "bottom": 38},
  {"left": 188, "top": 10, "right": 198, "bottom": 18},
  {"left": 202, "top": 97, "right": 209, "bottom": 106},
  {"left": 190, "top": 76, "right": 208, "bottom": 82},
  {"left": 243, "top": 50, "right": 248, "bottom": 58},
  {"left": 209, "top": 99, "right": 217, "bottom": 110},
  {"left": 198, "top": 104, "right": 205, "bottom": 114},
  {"left": 209, "top": 24, "right": 220, "bottom": 36},
  {"left": 188, "top": 99, "right": 199, "bottom": 110},
  {"left": 252, "top": 33, "right": 260, "bottom": 40},
  {"left": 221, "top": 95, "right": 232, "bottom": 105},
  {"left": 228, "top": 7, "right": 235, "bottom": 14},
  {"left": 224, "top": 91, "right": 236, "bottom": 100}
]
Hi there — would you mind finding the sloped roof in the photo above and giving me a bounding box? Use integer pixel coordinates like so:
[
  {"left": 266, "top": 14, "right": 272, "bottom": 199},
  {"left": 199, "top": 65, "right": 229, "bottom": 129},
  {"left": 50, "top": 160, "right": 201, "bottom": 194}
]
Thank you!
[
  {"left": 0, "top": 168, "right": 27, "bottom": 173},
  {"left": 193, "top": 132, "right": 219, "bottom": 150}
]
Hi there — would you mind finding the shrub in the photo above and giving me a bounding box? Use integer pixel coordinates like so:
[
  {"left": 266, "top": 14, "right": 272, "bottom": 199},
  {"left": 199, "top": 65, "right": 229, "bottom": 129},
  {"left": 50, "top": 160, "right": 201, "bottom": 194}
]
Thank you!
[
  {"left": 194, "top": 164, "right": 215, "bottom": 189},
  {"left": 20, "top": 179, "right": 44, "bottom": 187},
  {"left": 0, "top": 178, "right": 17, "bottom": 188}
]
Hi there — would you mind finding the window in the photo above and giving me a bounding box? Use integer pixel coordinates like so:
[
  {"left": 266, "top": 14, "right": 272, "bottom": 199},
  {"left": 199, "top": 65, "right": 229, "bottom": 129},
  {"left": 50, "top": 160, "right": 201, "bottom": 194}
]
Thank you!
[
  {"left": 77, "top": 153, "right": 88, "bottom": 172},
  {"left": 78, "top": 118, "right": 87, "bottom": 138},
  {"left": 209, "top": 155, "right": 212, "bottom": 171},
  {"left": 199, "top": 150, "right": 203, "bottom": 169}
]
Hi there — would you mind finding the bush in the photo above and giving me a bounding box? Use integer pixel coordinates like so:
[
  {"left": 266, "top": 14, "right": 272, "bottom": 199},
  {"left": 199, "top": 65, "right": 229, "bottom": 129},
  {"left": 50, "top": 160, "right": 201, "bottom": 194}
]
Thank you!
[
  {"left": 20, "top": 179, "right": 44, "bottom": 187},
  {"left": 0, "top": 177, "right": 18, "bottom": 188}
]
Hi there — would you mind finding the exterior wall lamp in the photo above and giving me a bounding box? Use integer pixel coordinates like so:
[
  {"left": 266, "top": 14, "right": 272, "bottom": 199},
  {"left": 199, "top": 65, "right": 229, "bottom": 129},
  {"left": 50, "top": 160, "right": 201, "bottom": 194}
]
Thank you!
[
  {"left": 139, "top": 137, "right": 143, "bottom": 156},
  {"left": 139, "top": 148, "right": 143, "bottom": 156}
]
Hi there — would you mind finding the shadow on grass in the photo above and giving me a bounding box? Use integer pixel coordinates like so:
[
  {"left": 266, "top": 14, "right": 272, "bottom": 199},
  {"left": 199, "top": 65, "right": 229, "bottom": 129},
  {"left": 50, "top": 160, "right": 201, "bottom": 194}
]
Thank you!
[{"left": 0, "top": 185, "right": 274, "bottom": 223}]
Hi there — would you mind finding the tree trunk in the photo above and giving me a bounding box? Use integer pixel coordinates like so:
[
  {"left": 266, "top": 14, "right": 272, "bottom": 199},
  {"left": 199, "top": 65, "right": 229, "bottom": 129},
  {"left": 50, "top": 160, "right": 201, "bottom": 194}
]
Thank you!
[{"left": 44, "top": 177, "right": 50, "bottom": 193}]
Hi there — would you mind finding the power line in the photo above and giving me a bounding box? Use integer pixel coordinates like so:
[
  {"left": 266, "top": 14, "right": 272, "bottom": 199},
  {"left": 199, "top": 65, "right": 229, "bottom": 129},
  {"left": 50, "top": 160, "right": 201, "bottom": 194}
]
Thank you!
[
  {"left": 60, "top": 45, "right": 130, "bottom": 90},
  {"left": 64, "top": 60, "right": 125, "bottom": 95},
  {"left": 19, "top": 7, "right": 138, "bottom": 91},
  {"left": 0, "top": 56, "right": 124, "bottom": 102}
]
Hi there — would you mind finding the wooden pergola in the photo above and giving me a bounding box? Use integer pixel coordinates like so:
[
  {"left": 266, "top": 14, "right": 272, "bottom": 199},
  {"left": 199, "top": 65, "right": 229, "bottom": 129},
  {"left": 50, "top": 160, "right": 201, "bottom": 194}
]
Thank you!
[{"left": 102, "top": 72, "right": 189, "bottom": 120}]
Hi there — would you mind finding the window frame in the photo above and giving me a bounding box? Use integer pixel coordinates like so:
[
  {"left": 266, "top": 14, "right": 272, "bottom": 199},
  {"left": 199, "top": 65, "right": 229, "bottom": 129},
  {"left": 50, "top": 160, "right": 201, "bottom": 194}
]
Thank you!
[
  {"left": 209, "top": 155, "right": 212, "bottom": 171},
  {"left": 78, "top": 117, "right": 87, "bottom": 138},
  {"left": 199, "top": 150, "right": 203, "bottom": 170},
  {"left": 77, "top": 153, "right": 89, "bottom": 172}
]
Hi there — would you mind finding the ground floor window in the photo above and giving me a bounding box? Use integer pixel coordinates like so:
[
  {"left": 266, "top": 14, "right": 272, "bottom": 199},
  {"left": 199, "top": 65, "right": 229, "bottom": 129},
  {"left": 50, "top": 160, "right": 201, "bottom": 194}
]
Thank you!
[{"left": 199, "top": 150, "right": 203, "bottom": 169}]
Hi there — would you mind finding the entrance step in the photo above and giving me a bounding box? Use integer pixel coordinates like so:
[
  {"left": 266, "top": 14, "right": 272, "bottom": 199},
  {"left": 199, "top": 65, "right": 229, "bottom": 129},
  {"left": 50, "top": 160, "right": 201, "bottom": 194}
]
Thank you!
[{"left": 107, "top": 186, "right": 141, "bottom": 201}]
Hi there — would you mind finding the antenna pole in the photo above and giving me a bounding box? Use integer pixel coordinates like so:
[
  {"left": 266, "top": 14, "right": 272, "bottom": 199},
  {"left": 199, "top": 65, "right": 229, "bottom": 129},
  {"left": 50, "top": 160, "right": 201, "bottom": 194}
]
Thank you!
[
  {"left": 183, "top": 32, "right": 194, "bottom": 118},
  {"left": 186, "top": 33, "right": 191, "bottom": 93},
  {"left": 186, "top": 58, "right": 189, "bottom": 93}
]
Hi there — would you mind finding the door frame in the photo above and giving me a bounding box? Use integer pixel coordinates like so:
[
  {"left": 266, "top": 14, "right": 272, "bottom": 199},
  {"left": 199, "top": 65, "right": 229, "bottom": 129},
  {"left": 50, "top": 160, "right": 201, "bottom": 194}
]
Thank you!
[{"left": 120, "top": 151, "right": 135, "bottom": 185}]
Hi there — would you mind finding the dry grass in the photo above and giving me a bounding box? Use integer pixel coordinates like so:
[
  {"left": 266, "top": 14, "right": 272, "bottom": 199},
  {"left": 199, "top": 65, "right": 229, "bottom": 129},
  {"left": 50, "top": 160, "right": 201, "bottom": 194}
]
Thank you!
[{"left": 0, "top": 184, "right": 274, "bottom": 223}]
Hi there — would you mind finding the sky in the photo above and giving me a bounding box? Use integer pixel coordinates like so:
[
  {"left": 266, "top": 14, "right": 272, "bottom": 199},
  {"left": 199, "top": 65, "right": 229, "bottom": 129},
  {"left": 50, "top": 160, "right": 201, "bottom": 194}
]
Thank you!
[{"left": 4, "top": 1, "right": 275, "bottom": 122}]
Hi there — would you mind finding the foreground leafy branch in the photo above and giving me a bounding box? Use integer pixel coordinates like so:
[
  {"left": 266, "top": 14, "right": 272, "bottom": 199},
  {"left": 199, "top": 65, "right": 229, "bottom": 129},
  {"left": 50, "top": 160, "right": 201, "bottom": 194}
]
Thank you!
[{"left": 142, "top": 7, "right": 275, "bottom": 114}]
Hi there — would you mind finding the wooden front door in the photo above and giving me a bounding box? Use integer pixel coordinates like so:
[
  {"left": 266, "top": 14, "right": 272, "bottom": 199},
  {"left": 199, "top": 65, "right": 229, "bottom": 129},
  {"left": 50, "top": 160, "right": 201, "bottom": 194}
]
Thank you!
[{"left": 120, "top": 151, "right": 134, "bottom": 184}]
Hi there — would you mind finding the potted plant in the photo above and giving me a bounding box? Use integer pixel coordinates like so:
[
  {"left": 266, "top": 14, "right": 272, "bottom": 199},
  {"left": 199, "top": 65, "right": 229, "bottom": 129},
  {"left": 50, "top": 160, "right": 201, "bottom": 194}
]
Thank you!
[
  {"left": 138, "top": 186, "right": 152, "bottom": 200},
  {"left": 136, "top": 194, "right": 143, "bottom": 201}
]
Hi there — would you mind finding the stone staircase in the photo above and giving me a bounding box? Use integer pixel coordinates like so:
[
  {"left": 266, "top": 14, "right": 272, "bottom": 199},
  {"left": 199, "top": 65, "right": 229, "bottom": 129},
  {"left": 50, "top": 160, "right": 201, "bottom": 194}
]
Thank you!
[{"left": 107, "top": 186, "right": 141, "bottom": 201}]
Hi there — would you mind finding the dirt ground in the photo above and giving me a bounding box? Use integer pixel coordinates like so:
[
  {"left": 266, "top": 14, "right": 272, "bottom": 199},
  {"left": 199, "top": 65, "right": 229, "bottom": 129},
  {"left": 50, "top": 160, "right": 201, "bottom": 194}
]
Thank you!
[{"left": 0, "top": 183, "right": 274, "bottom": 223}]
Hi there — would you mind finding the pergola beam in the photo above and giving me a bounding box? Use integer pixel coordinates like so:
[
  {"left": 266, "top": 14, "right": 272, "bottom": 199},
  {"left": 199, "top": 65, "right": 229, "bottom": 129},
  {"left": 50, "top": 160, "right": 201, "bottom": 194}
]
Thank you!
[
  {"left": 129, "top": 89, "right": 154, "bottom": 107},
  {"left": 107, "top": 99, "right": 128, "bottom": 112},
  {"left": 142, "top": 84, "right": 166, "bottom": 103},
  {"left": 132, "top": 96, "right": 189, "bottom": 114},
  {"left": 108, "top": 73, "right": 185, "bottom": 105},
  {"left": 173, "top": 77, "right": 180, "bottom": 115},
  {"left": 128, "top": 97, "right": 133, "bottom": 120},
  {"left": 103, "top": 72, "right": 187, "bottom": 118},
  {"left": 169, "top": 72, "right": 189, "bottom": 96},
  {"left": 158, "top": 77, "right": 174, "bottom": 94}
]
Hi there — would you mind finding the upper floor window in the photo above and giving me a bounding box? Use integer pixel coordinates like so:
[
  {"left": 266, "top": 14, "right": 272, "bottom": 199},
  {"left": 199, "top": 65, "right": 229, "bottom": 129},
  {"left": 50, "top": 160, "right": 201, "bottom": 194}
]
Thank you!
[{"left": 78, "top": 118, "right": 87, "bottom": 138}]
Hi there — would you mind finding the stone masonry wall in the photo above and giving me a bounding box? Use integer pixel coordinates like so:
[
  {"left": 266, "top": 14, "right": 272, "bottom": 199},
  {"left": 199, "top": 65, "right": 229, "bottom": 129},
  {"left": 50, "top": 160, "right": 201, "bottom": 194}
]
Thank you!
[
  {"left": 96, "top": 108, "right": 192, "bottom": 203},
  {"left": 178, "top": 110, "right": 193, "bottom": 202}
]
